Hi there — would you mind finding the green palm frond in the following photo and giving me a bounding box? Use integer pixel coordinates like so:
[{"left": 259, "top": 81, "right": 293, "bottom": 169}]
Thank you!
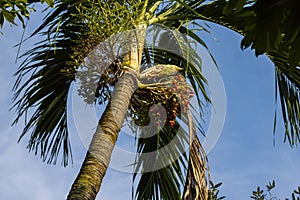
[
  {"left": 271, "top": 51, "right": 300, "bottom": 146},
  {"left": 12, "top": 0, "right": 104, "bottom": 166},
  {"left": 12, "top": 45, "right": 73, "bottom": 166},
  {"left": 159, "top": 0, "right": 300, "bottom": 146},
  {"left": 12, "top": 0, "right": 148, "bottom": 166},
  {"left": 200, "top": 0, "right": 300, "bottom": 146},
  {"left": 276, "top": 70, "right": 300, "bottom": 145},
  {"left": 133, "top": 123, "right": 187, "bottom": 200}
]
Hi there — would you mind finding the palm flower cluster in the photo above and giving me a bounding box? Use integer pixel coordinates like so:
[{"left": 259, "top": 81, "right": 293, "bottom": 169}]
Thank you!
[
  {"left": 129, "top": 74, "right": 195, "bottom": 129},
  {"left": 94, "top": 57, "right": 124, "bottom": 104},
  {"left": 76, "top": 55, "right": 124, "bottom": 104}
]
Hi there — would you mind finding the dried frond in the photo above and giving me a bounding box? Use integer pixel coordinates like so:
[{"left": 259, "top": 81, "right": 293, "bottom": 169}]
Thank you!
[{"left": 183, "top": 108, "right": 209, "bottom": 200}]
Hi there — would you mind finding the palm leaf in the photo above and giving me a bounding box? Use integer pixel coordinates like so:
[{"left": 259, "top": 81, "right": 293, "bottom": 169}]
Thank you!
[
  {"left": 158, "top": 0, "right": 300, "bottom": 146},
  {"left": 12, "top": 0, "right": 146, "bottom": 166},
  {"left": 133, "top": 123, "right": 187, "bottom": 200},
  {"left": 182, "top": 107, "right": 209, "bottom": 200},
  {"left": 12, "top": 0, "right": 103, "bottom": 166},
  {"left": 270, "top": 51, "right": 300, "bottom": 145}
]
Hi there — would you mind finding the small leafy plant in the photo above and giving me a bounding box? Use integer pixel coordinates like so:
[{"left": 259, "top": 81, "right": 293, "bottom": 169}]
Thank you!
[
  {"left": 251, "top": 180, "right": 300, "bottom": 200},
  {"left": 208, "top": 181, "right": 225, "bottom": 200}
]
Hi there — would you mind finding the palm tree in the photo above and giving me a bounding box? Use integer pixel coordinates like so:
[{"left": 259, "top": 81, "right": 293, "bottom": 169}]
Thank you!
[{"left": 11, "top": 0, "right": 300, "bottom": 200}]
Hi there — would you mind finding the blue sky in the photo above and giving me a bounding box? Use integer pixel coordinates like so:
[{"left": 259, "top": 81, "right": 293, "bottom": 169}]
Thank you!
[{"left": 1, "top": 7, "right": 300, "bottom": 200}]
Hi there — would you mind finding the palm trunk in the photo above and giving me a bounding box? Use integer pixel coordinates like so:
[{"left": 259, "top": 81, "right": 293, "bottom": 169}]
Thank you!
[
  {"left": 66, "top": 72, "right": 138, "bottom": 200},
  {"left": 67, "top": 22, "right": 146, "bottom": 199}
]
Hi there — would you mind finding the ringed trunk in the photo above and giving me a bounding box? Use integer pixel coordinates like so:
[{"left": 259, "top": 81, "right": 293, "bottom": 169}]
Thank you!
[
  {"left": 66, "top": 72, "right": 138, "bottom": 200},
  {"left": 67, "top": 23, "right": 146, "bottom": 200}
]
